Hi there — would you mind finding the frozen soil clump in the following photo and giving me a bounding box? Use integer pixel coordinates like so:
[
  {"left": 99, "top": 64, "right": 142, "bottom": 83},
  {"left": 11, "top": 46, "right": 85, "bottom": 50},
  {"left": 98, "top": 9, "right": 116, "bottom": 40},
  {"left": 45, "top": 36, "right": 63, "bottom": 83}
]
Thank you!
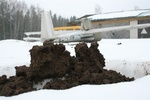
[{"left": 0, "top": 40, "right": 134, "bottom": 96}]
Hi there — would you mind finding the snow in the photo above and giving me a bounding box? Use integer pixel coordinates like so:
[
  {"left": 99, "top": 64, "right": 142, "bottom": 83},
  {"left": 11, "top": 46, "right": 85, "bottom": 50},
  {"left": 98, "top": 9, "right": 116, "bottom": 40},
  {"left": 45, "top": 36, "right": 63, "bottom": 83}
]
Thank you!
[
  {"left": 99, "top": 39, "right": 150, "bottom": 78},
  {"left": 0, "top": 39, "right": 150, "bottom": 99},
  {"left": 0, "top": 39, "right": 42, "bottom": 77}
]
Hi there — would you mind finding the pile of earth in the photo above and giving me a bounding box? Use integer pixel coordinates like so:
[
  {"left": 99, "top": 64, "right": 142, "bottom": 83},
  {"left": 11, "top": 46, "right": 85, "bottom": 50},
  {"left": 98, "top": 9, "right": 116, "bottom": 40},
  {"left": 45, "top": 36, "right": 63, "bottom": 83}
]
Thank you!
[{"left": 0, "top": 40, "right": 134, "bottom": 96}]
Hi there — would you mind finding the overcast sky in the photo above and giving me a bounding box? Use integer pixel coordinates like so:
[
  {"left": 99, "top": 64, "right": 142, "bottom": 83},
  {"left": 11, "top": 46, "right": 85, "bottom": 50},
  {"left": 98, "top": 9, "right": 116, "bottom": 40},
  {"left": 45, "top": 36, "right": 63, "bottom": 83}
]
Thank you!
[{"left": 19, "top": 0, "right": 150, "bottom": 18}]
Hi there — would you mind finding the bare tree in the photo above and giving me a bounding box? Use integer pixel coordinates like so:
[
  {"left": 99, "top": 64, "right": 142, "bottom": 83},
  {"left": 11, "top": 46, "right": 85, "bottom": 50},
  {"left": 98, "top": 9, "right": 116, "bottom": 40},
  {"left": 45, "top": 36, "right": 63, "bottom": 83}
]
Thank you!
[
  {"left": 95, "top": 4, "right": 102, "bottom": 14},
  {"left": 134, "top": 6, "right": 140, "bottom": 10},
  {"left": 0, "top": 0, "right": 8, "bottom": 39}
]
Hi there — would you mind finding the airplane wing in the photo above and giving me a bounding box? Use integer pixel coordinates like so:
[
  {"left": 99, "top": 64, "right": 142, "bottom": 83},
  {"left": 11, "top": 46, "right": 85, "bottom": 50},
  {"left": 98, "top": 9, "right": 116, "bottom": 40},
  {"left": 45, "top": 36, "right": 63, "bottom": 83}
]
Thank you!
[
  {"left": 23, "top": 37, "right": 41, "bottom": 41},
  {"left": 23, "top": 32, "right": 41, "bottom": 41},
  {"left": 24, "top": 32, "right": 41, "bottom": 36},
  {"left": 49, "top": 23, "right": 150, "bottom": 39},
  {"left": 85, "top": 23, "right": 150, "bottom": 34}
]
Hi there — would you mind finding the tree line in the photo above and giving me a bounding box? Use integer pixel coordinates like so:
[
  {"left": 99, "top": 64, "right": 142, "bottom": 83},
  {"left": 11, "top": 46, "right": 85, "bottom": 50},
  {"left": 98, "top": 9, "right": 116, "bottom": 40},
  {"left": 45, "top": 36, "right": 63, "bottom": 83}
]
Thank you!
[{"left": 0, "top": 0, "right": 77, "bottom": 40}]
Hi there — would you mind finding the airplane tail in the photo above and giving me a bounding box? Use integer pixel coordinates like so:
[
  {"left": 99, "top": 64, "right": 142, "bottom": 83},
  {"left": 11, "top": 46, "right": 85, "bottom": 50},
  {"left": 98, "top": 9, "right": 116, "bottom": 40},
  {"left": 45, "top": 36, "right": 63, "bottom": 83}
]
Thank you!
[{"left": 41, "top": 12, "right": 54, "bottom": 42}]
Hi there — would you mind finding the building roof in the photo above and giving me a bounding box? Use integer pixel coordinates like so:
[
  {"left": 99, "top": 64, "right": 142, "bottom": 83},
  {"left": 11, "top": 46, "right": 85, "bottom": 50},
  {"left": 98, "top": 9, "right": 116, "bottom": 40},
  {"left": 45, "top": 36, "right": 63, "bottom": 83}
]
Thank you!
[{"left": 89, "top": 9, "right": 150, "bottom": 21}]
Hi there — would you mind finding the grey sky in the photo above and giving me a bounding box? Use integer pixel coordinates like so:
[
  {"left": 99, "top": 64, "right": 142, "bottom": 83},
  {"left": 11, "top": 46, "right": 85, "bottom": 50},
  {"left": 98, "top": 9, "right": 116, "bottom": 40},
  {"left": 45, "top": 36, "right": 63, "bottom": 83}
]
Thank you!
[{"left": 19, "top": 0, "right": 150, "bottom": 17}]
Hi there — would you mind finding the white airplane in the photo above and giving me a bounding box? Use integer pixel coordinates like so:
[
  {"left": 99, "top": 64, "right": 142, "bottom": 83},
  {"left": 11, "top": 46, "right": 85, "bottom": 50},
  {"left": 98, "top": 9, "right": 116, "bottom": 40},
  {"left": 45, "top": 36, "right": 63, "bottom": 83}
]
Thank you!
[{"left": 23, "top": 12, "right": 150, "bottom": 43}]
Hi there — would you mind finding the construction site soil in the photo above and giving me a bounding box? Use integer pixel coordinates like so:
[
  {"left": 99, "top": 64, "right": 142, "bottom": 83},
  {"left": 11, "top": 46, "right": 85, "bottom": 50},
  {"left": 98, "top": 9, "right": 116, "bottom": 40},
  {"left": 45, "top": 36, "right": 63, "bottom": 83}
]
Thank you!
[{"left": 0, "top": 41, "right": 134, "bottom": 96}]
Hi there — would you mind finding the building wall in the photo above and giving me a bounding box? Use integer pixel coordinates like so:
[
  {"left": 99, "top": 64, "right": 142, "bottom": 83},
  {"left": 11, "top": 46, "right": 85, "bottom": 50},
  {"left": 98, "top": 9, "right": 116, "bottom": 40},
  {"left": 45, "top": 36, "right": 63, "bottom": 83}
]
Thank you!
[
  {"left": 92, "top": 21, "right": 130, "bottom": 39},
  {"left": 92, "top": 18, "right": 150, "bottom": 39}
]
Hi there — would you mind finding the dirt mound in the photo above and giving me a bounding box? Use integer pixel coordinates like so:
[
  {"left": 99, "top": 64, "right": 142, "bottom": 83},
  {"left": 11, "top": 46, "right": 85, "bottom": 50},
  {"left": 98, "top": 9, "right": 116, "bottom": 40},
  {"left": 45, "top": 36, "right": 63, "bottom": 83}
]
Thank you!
[
  {"left": 0, "top": 75, "right": 34, "bottom": 96},
  {"left": 0, "top": 41, "right": 134, "bottom": 96}
]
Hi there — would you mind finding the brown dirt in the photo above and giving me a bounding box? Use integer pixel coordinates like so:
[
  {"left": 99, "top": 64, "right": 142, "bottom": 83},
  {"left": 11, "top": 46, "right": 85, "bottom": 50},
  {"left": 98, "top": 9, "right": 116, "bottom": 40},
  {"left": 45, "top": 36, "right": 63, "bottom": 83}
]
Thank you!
[{"left": 0, "top": 40, "right": 134, "bottom": 96}]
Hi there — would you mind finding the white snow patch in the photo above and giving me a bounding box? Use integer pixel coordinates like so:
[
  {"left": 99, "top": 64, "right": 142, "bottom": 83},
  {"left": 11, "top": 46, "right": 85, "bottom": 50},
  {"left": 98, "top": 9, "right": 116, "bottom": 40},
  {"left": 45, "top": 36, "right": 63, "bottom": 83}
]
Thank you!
[{"left": 0, "top": 39, "right": 150, "bottom": 99}]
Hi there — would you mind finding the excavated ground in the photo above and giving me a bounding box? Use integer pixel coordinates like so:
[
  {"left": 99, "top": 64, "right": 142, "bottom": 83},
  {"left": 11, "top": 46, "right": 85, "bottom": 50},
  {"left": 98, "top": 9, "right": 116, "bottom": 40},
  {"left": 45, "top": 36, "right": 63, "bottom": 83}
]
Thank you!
[{"left": 0, "top": 40, "right": 134, "bottom": 96}]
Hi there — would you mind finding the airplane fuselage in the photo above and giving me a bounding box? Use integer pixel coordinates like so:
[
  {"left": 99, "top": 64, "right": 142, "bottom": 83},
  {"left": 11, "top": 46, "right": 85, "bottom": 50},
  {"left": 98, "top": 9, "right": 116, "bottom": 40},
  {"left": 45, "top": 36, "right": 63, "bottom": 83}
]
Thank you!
[{"left": 53, "top": 32, "right": 102, "bottom": 43}]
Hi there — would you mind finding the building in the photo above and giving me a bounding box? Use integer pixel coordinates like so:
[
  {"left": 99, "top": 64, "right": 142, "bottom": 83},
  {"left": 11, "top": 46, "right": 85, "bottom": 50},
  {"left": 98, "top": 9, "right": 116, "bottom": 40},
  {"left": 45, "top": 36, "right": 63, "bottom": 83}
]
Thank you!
[{"left": 88, "top": 9, "right": 150, "bottom": 39}]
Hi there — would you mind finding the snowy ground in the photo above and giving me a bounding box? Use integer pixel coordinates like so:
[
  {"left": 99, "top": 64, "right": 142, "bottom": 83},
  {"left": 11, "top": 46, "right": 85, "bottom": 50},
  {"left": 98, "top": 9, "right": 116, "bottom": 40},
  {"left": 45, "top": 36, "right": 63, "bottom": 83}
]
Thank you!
[{"left": 0, "top": 39, "right": 150, "bottom": 100}]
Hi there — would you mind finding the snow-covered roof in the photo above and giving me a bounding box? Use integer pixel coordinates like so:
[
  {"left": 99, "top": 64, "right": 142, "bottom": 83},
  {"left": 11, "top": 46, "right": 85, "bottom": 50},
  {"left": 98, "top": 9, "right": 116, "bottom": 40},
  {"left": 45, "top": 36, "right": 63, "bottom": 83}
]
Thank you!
[
  {"left": 89, "top": 9, "right": 150, "bottom": 21},
  {"left": 139, "top": 10, "right": 150, "bottom": 17}
]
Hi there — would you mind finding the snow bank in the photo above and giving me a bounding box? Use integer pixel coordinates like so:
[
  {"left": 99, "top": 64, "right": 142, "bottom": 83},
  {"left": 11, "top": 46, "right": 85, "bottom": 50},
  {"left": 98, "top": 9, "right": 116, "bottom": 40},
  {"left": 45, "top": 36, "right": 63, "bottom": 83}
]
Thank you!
[
  {"left": 99, "top": 39, "right": 150, "bottom": 78},
  {"left": 0, "top": 39, "right": 150, "bottom": 99},
  {"left": 0, "top": 39, "right": 42, "bottom": 77}
]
